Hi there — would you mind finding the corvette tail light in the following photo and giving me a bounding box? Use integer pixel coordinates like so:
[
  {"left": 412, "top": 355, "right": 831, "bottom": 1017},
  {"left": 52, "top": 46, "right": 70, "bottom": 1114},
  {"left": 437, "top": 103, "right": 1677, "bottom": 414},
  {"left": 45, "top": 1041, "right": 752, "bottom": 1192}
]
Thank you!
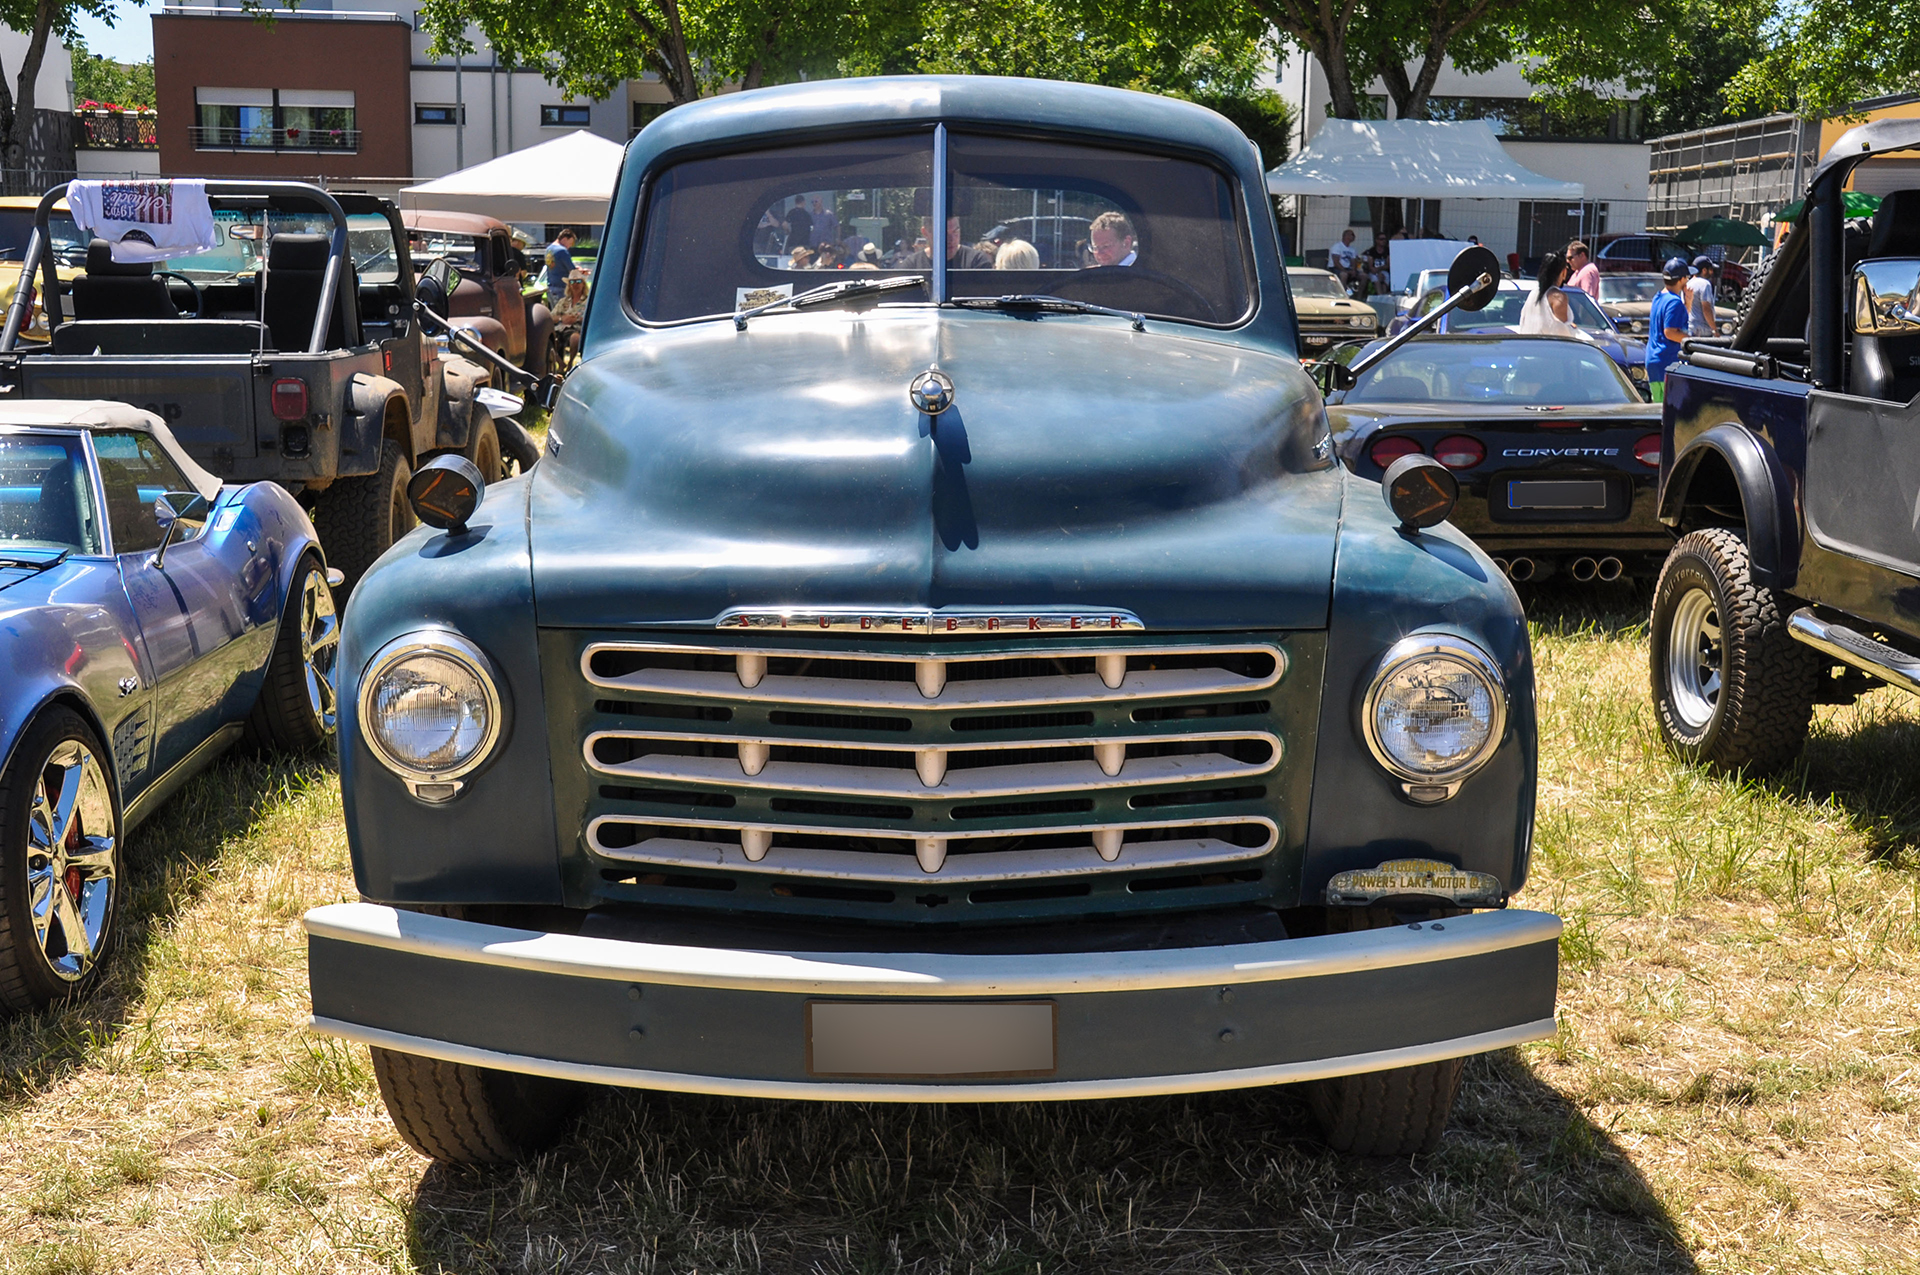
[
  {"left": 1634, "top": 433, "right": 1663, "bottom": 467},
  {"left": 1433, "top": 434, "right": 1486, "bottom": 470},
  {"left": 271, "top": 377, "right": 309, "bottom": 421},
  {"left": 1369, "top": 435, "right": 1423, "bottom": 468}
]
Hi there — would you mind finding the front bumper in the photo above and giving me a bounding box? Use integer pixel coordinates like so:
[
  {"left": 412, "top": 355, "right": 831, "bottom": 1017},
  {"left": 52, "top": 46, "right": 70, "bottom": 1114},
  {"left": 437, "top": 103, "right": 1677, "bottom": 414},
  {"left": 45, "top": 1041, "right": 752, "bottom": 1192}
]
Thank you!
[{"left": 306, "top": 903, "right": 1559, "bottom": 1100}]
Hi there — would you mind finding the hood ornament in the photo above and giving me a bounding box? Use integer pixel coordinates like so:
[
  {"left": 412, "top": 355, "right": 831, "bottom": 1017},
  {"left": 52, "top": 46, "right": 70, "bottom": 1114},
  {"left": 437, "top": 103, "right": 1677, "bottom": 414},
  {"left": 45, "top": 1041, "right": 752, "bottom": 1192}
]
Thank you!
[{"left": 909, "top": 367, "right": 955, "bottom": 416}]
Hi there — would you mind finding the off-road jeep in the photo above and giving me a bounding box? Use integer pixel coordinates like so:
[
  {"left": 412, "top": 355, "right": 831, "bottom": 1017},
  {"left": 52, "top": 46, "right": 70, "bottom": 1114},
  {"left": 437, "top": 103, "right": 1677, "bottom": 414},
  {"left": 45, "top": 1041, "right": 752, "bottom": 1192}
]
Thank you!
[
  {"left": 0, "top": 181, "right": 528, "bottom": 588},
  {"left": 1651, "top": 119, "right": 1920, "bottom": 770}
]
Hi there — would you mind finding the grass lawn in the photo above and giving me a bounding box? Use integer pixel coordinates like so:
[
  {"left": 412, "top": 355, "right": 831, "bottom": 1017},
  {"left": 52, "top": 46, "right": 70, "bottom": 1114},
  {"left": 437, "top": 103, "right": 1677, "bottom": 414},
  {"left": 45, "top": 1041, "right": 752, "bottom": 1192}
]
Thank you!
[{"left": 3, "top": 584, "right": 1918, "bottom": 1274}]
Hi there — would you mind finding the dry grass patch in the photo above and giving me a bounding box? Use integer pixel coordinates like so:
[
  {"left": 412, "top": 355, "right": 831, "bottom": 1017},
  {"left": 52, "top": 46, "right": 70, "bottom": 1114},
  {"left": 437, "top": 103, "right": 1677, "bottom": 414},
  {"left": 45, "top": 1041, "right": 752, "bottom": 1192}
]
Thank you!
[{"left": 1, "top": 584, "right": 1917, "bottom": 1271}]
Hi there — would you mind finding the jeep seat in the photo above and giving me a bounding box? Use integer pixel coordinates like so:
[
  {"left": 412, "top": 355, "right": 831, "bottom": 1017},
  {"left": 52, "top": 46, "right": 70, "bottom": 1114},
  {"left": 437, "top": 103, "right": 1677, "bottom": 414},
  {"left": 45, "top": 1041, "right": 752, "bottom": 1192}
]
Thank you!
[
  {"left": 70, "top": 239, "right": 179, "bottom": 321},
  {"left": 262, "top": 233, "right": 359, "bottom": 351},
  {"left": 1854, "top": 190, "right": 1920, "bottom": 402}
]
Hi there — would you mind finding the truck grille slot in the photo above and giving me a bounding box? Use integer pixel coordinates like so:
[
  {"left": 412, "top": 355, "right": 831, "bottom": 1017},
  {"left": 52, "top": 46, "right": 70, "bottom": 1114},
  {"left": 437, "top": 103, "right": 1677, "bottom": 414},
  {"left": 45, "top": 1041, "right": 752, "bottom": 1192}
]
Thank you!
[
  {"left": 580, "top": 641, "right": 1285, "bottom": 710},
  {"left": 585, "top": 814, "right": 1279, "bottom": 884},
  {"left": 584, "top": 728, "right": 1281, "bottom": 799},
  {"left": 575, "top": 637, "right": 1291, "bottom": 891}
]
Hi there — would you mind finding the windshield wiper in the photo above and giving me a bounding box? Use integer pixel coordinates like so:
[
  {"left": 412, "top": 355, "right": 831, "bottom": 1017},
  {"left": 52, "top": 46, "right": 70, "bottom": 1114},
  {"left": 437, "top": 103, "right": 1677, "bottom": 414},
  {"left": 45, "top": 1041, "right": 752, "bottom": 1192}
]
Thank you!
[
  {"left": 0, "top": 548, "right": 68, "bottom": 573},
  {"left": 733, "top": 275, "right": 927, "bottom": 330},
  {"left": 950, "top": 294, "right": 1145, "bottom": 331}
]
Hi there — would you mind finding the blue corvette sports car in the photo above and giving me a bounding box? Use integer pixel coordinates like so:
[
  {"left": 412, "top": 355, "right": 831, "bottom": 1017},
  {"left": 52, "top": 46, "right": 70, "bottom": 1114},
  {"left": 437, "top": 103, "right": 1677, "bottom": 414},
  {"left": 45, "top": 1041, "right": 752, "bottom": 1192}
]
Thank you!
[{"left": 0, "top": 401, "right": 337, "bottom": 1012}]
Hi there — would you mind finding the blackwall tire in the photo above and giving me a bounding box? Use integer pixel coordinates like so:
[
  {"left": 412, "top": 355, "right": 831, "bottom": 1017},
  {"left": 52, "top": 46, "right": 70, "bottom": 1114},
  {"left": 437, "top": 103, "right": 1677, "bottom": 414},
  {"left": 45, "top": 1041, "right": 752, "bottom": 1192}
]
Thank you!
[
  {"left": 1307, "top": 1058, "right": 1466, "bottom": 1157},
  {"left": 314, "top": 440, "right": 413, "bottom": 595},
  {"left": 463, "top": 415, "right": 502, "bottom": 482},
  {"left": 243, "top": 553, "right": 340, "bottom": 753},
  {"left": 1649, "top": 527, "right": 1817, "bottom": 773},
  {"left": 370, "top": 1047, "right": 587, "bottom": 1166},
  {"left": 0, "top": 709, "right": 121, "bottom": 1014}
]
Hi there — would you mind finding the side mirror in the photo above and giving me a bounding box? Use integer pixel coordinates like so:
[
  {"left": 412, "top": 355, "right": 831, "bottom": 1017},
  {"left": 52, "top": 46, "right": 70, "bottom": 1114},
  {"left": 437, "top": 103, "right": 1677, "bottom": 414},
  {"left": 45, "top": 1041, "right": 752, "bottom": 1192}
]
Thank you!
[
  {"left": 151, "top": 491, "right": 209, "bottom": 568},
  {"left": 407, "top": 454, "right": 484, "bottom": 535},
  {"left": 417, "top": 257, "right": 461, "bottom": 316},
  {"left": 1852, "top": 259, "right": 1920, "bottom": 333}
]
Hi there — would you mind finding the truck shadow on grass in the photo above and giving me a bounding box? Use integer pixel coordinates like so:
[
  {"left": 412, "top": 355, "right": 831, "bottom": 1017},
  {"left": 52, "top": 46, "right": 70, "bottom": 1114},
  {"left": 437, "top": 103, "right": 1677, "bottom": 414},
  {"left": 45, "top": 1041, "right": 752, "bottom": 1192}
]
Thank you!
[
  {"left": 0, "top": 750, "right": 336, "bottom": 1108},
  {"left": 403, "top": 1049, "right": 1694, "bottom": 1274}
]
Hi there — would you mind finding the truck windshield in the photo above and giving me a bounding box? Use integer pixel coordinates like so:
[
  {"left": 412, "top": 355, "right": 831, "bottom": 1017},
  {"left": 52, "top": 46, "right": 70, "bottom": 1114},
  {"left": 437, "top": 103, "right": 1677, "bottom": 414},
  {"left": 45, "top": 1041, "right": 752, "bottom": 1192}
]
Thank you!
[
  {"left": 631, "top": 131, "right": 1253, "bottom": 325},
  {"left": 1346, "top": 338, "right": 1638, "bottom": 405},
  {"left": 161, "top": 211, "right": 401, "bottom": 283}
]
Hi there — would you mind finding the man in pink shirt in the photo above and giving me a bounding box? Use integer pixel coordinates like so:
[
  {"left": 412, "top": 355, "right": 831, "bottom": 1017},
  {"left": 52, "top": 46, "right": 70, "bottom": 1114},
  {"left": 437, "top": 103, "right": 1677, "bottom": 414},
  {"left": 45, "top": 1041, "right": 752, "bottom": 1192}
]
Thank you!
[{"left": 1566, "top": 240, "right": 1601, "bottom": 300}]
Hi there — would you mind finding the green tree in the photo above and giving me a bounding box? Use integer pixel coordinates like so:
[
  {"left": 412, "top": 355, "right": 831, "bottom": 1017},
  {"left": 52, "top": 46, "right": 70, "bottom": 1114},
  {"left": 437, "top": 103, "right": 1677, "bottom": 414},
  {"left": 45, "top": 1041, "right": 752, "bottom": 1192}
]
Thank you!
[
  {"left": 1725, "top": 0, "right": 1918, "bottom": 120},
  {"left": 70, "top": 44, "right": 156, "bottom": 109},
  {"left": 1635, "top": 1, "right": 1766, "bottom": 135},
  {"left": 0, "top": 0, "right": 117, "bottom": 171}
]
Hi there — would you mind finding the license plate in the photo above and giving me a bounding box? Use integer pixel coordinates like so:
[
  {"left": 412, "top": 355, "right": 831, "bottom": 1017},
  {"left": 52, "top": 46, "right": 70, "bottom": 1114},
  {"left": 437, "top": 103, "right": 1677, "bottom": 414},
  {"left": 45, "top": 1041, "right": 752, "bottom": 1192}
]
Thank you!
[
  {"left": 807, "top": 1001, "right": 1056, "bottom": 1078},
  {"left": 1508, "top": 479, "right": 1609, "bottom": 510},
  {"left": 1303, "top": 334, "right": 1331, "bottom": 346}
]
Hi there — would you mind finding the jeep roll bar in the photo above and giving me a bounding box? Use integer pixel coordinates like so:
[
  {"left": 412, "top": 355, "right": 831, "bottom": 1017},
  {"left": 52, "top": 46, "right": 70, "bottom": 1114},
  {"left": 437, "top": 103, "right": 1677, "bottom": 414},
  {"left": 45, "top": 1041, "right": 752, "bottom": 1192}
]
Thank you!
[
  {"left": 0, "top": 180, "right": 353, "bottom": 355},
  {"left": 1802, "top": 118, "right": 1920, "bottom": 389}
]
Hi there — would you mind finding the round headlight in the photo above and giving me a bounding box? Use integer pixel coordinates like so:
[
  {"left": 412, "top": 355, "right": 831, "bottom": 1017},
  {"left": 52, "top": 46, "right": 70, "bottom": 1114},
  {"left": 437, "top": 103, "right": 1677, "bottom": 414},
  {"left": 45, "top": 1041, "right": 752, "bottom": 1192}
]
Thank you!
[
  {"left": 358, "top": 632, "right": 503, "bottom": 787},
  {"left": 1361, "top": 635, "right": 1506, "bottom": 792}
]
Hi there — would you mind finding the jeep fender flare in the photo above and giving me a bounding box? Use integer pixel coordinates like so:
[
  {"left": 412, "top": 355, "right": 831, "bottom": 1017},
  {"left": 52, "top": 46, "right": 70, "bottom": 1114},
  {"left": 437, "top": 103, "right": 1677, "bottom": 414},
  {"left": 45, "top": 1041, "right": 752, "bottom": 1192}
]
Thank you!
[
  {"left": 345, "top": 372, "right": 411, "bottom": 471},
  {"left": 1659, "top": 422, "right": 1797, "bottom": 589},
  {"left": 436, "top": 353, "right": 490, "bottom": 451}
]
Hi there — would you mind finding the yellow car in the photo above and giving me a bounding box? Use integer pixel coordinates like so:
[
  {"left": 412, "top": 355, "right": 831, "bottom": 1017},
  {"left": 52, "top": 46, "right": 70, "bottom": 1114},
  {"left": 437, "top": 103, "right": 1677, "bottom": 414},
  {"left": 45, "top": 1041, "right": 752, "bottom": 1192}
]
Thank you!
[
  {"left": 1287, "top": 266, "right": 1378, "bottom": 359},
  {"left": 0, "top": 195, "right": 85, "bottom": 341}
]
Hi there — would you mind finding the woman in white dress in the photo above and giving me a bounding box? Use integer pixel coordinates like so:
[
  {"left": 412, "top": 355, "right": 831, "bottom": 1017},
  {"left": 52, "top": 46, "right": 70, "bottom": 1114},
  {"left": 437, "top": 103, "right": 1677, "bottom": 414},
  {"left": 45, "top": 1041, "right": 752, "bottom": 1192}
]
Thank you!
[{"left": 1517, "top": 251, "right": 1591, "bottom": 340}]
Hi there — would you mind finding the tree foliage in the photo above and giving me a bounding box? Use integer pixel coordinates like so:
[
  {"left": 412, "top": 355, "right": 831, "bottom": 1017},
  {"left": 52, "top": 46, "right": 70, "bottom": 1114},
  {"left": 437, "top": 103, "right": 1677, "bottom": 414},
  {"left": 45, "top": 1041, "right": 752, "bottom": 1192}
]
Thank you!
[
  {"left": 0, "top": 0, "right": 117, "bottom": 169},
  {"left": 1726, "top": 0, "right": 1920, "bottom": 120},
  {"left": 70, "top": 44, "right": 155, "bottom": 109}
]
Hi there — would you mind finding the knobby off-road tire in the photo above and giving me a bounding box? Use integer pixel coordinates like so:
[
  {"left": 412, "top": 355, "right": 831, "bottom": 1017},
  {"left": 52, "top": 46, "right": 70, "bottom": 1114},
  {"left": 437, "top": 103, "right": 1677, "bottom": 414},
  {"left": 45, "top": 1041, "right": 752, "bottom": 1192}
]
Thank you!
[
  {"left": 463, "top": 414, "right": 503, "bottom": 483},
  {"left": 370, "top": 1047, "right": 586, "bottom": 1165},
  {"left": 1649, "top": 527, "right": 1819, "bottom": 773},
  {"left": 0, "top": 708, "right": 121, "bottom": 1014},
  {"left": 243, "top": 553, "right": 341, "bottom": 753},
  {"left": 315, "top": 439, "right": 413, "bottom": 595},
  {"left": 1308, "top": 1057, "right": 1466, "bottom": 1157}
]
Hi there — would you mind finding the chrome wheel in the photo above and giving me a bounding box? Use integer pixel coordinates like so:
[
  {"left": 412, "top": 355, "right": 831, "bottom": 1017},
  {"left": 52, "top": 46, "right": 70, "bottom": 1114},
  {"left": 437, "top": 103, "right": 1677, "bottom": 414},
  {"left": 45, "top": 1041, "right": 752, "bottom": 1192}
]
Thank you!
[
  {"left": 24, "top": 740, "right": 115, "bottom": 983},
  {"left": 1666, "top": 585, "right": 1723, "bottom": 731},
  {"left": 300, "top": 567, "right": 341, "bottom": 735}
]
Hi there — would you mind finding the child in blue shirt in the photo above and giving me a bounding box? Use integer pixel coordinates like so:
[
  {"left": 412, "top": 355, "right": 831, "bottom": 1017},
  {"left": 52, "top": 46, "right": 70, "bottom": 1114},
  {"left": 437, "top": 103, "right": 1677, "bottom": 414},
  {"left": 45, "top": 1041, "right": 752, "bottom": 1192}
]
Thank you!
[{"left": 1646, "top": 256, "right": 1692, "bottom": 402}]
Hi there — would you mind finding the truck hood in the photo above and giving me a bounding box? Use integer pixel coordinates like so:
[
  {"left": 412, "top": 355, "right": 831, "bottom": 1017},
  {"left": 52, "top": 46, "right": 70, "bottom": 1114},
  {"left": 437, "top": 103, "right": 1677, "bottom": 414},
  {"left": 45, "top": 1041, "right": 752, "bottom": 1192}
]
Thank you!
[{"left": 527, "top": 311, "right": 1342, "bottom": 631}]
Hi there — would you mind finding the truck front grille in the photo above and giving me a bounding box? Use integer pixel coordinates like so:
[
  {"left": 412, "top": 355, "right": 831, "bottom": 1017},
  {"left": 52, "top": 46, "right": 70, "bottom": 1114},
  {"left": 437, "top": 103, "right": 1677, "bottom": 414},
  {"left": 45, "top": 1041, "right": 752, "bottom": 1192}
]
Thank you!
[{"left": 562, "top": 635, "right": 1307, "bottom": 910}]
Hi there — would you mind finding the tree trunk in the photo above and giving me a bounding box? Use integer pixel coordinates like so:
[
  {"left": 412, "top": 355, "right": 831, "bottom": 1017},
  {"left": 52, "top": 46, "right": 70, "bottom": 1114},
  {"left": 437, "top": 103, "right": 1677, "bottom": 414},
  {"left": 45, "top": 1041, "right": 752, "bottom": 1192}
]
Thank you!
[
  {"left": 624, "top": 0, "right": 701, "bottom": 103},
  {"left": 7, "top": 0, "right": 56, "bottom": 171},
  {"left": 1253, "top": 0, "right": 1368, "bottom": 118}
]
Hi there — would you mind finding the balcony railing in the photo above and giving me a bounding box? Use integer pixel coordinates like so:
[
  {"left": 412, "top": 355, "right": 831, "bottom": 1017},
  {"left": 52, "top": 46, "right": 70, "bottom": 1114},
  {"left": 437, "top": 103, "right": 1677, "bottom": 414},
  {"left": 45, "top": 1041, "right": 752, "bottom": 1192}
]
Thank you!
[
  {"left": 78, "top": 111, "right": 158, "bottom": 151},
  {"left": 160, "top": 5, "right": 408, "bottom": 19},
  {"left": 189, "top": 125, "right": 360, "bottom": 152}
]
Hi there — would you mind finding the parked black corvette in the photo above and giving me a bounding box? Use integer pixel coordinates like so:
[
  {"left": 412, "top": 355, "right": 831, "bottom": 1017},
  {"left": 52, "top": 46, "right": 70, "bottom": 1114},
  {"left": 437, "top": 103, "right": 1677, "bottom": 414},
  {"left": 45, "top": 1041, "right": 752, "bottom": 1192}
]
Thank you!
[{"left": 1327, "top": 333, "right": 1673, "bottom": 582}]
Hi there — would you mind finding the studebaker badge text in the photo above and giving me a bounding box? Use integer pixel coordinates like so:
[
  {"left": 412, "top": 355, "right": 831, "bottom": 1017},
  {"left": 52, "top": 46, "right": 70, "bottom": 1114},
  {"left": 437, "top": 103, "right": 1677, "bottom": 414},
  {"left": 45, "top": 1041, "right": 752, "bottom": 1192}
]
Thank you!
[
  {"left": 1501, "top": 447, "right": 1620, "bottom": 457},
  {"left": 716, "top": 607, "right": 1145, "bottom": 634}
]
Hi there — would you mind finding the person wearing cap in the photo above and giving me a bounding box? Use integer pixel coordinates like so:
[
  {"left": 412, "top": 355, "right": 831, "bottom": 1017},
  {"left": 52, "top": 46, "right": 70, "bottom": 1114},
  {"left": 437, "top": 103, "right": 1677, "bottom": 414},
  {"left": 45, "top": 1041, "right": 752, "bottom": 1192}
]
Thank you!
[
  {"left": 1646, "top": 257, "right": 1692, "bottom": 402},
  {"left": 1686, "top": 255, "right": 1719, "bottom": 336}
]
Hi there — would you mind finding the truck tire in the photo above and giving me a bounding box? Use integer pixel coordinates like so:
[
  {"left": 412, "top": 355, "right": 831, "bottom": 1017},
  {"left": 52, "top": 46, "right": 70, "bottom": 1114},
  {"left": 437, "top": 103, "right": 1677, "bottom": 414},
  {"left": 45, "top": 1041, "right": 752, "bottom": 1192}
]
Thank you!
[
  {"left": 243, "top": 552, "right": 339, "bottom": 753},
  {"left": 315, "top": 440, "right": 413, "bottom": 594},
  {"left": 464, "top": 414, "right": 503, "bottom": 482},
  {"left": 1649, "top": 527, "right": 1818, "bottom": 773},
  {"left": 0, "top": 708, "right": 120, "bottom": 1013},
  {"left": 370, "top": 1047, "right": 586, "bottom": 1165},
  {"left": 1307, "top": 1058, "right": 1465, "bottom": 1157}
]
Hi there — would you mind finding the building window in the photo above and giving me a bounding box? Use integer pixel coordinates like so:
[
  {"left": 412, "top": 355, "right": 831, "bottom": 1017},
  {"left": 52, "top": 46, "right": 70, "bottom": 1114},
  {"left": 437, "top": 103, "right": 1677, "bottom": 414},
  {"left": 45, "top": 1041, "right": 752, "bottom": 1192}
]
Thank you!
[
  {"left": 541, "top": 104, "right": 591, "bottom": 127},
  {"left": 194, "top": 88, "right": 356, "bottom": 151},
  {"left": 1425, "top": 96, "right": 1641, "bottom": 143},
  {"left": 415, "top": 104, "right": 464, "bottom": 125},
  {"left": 630, "top": 101, "right": 670, "bottom": 136}
]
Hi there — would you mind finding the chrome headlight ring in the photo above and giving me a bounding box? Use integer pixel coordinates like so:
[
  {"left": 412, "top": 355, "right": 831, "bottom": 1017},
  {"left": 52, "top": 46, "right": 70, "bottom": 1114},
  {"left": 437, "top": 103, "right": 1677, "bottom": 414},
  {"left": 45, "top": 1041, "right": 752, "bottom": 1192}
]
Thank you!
[
  {"left": 356, "top": 630, "right": 505, "bottom": 801},
  {"left": 1360, "top": 634, "right": 1508, "bottom": 803}
]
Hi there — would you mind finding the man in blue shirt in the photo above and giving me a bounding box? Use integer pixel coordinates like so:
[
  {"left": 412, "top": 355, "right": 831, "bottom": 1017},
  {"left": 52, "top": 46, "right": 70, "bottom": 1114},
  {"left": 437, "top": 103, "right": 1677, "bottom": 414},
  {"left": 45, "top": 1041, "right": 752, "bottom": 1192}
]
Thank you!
[
  {"left": 1646, "top": 256, "right": 1691, "bottom": 403},
  {"left": 544, "top": 228, "right": 577, "bottom": 307}
]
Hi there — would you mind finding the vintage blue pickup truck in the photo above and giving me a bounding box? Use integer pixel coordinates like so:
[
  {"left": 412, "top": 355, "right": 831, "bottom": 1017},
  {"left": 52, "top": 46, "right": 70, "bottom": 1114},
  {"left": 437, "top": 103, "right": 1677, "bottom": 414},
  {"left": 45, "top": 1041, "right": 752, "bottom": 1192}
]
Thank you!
[{"left": 303, "top": 76, "right": 1560, "bottom": 1164}]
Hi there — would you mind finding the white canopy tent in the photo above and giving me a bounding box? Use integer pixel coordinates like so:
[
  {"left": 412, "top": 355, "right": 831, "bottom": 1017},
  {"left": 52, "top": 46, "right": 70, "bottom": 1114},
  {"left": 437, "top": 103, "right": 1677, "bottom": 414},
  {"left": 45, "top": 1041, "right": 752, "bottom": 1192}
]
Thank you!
[
  {"left": 399, "top": 130, "right": 625, "bottom": 224},
  {"left": 1266, "top": 119, "right": 1584, "bottom": 201}
]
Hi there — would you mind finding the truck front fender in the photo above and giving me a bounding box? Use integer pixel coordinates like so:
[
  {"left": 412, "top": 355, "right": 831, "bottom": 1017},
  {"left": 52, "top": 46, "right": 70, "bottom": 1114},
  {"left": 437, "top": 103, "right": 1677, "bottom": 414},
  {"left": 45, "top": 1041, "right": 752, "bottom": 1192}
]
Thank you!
[
  {"left": 436, "top": 353, "right": 489, "bottom": 451},
  {"left": 1660, "top": 422, "right": 1796, "bottom": 589}
]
